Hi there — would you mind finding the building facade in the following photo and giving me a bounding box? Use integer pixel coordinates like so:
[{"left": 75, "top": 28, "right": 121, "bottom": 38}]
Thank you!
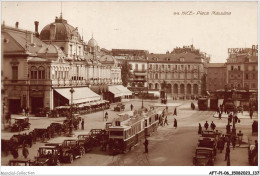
[
  {"left": 206, "top": 63, "right": 226, "bottom": 92},
  {"left": 2, "top": 16, "right": 124, "bottom": 114},
  {"left": 226, "top": 45, "right": 258, "bottom": 90},
  {"left": 147, "top": 45, "right": 208, "bottom": 99}
]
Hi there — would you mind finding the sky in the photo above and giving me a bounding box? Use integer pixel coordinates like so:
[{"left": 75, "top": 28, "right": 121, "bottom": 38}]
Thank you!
[{"left": 1, "top": 1, "right": 258, "bottom": 63}]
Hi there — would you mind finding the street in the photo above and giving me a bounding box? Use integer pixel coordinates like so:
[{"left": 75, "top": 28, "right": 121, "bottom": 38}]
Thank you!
[{"left": 1, "top": 98, "right": 257, "bottom": 166}]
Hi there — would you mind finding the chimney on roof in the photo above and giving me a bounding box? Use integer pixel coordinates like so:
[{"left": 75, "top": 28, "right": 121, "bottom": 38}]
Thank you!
[
  {"left": 34, "top": 21, "right": 39, "bottom": 38},
  {"left": 15, "top": 22, "right": 19, "bottom": 28}
]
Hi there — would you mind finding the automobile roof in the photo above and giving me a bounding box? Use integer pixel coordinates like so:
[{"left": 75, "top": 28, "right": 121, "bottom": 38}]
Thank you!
[
  {"left": 196, "top": 147, "right": 214, "bottom": 151},
  {"left": 14, "top": 116, "right": 28, "bottom": 120}
]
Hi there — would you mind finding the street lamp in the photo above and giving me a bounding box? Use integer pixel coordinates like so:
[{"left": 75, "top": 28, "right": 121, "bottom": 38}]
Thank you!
[
  {"left": 68, "top": 87, "right": 75, "bottom": 137},
  {"left": 141, "top": 87, "right": 144, "bottom": 109}
]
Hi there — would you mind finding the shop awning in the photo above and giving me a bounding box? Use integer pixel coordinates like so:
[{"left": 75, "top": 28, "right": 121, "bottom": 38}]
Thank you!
[
  {"left": 54, "top": 87, "right": 101, "bottom": 104},
  {"left": 116, "top": 85, "right": 133, "bottom": 96},
  {"left": 108, "top": 86, "right": 122, "bottom": 97}
]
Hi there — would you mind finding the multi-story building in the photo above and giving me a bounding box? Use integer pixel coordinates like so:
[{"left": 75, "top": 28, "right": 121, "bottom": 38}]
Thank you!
[
  {"left": 147, "top": 45, "right": 208, "bottom": 99},
  {"left": 206, "top": 63, "right": 226, "bottom": 92},
  {"left": 226, "top": 45, "right": 258, "bottom": 90},
  {"left": 2, "top": 15, "right": 125, "bottom": 114},
  {"left": 112, "top": 49, "right": 149, "bottom": 94}
]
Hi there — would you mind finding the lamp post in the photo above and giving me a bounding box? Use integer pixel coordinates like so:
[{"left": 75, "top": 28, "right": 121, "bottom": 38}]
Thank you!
[{"left": 68, "top": 87, "right": 75, "bottom": 137}]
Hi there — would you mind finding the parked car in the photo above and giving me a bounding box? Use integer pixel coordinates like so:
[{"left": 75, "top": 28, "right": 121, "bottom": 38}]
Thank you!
[
  {"left": 8, "top": 159, "right": 33, "bottom": 166},
  {"left": 193, "top": 147, "right": 215, "bottom": 166},
  {"left": 114, "top": 103, "right": 125, "bottom": 111},
  {"left": 62, "top": 140, "right": 85, "bottom": 162},
  {"left": 11, "top": 116, "right": 30, "bottom": 132},
  {"left": 198, "top": 137, "right": 217, "bottom": 156},
  {"left": 34, "top": 145, "right": 61, "bottom": 166}
]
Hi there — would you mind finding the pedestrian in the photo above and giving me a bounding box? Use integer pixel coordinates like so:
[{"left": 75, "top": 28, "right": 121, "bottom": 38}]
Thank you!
[
  {"left": 173, "top": 108, "right": 177, "bottom": 116},
  {"left": 81, "top": 119, "right": 84, "bottom": 130},
  {"left": 166, "top": 106, "right": 168, "bottom": 114},
  {"left": 218, "top": 112, "right": 222, "bottom": 120},
  {"left": 231, "top": 135, "right": 236, "bottom": 150},
  {"left": 198, "top": 123, "right": 202, "bottom": 134},
  {"left": 144, "top": 138, "right": 149, "bottom": 153},
  {"left": 204, "top": 121, "right": 209, "bottom": 130},
  {"left": 226, "top": 123, "right": 231, "bottom": 134},
  {"left": 105, "top": 112, "right": 108, "bottom": 121},
  {"left": 218, "top": 138, "right": 225, "bottom": 153},
  {"left": 130, "top": 104, "right": 134, "bottom": 111},
  {"left": 210, "top": 121, "right": 216, "bottom": 131},
  {"left": 237, "top": 130, "right": 243, "bottom": 146},
  {"left": 234, "top": 115, "right": 238, "bottom": 123},
  {"left": 221, "top": 104, "right": 224, "bottom": 114},
  {"left": 173, "top": 118, "right": 177, "bottom": 129},
  {"left": 164, "top": 116, "right": 169, "bottom": 126},
  {"left": 250, "top": 109, "right": 253, "bottom": 119},
  {"left": 224, "top": 145, "right": 230, "bottom": 161},
  {"left": 22, "top": 145, "right": 29, "bottom": 159}
]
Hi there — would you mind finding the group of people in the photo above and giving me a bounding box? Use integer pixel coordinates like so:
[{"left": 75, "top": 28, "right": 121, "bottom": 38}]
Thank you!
[
  {"left": 22, "top": 107, "right": 30, "bottom": 117},
  {"left": 199, "top": 121, "right": 216, "bottom": 132},
  {"left": 158, "top": 107, "right": 178, "bottom": 129}
]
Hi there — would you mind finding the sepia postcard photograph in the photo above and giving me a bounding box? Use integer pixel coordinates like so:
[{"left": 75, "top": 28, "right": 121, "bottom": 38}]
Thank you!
[{"left": 0, "top": 1, "right": 259, "bottom": 175}]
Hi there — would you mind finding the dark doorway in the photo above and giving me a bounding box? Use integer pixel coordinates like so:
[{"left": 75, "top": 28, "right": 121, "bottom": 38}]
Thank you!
[
  {"left": 31, "top": 97, "right": 44, "bottom": 114},
  {"left": 9, "top": 99, "right": 21, "bottom": 114}
]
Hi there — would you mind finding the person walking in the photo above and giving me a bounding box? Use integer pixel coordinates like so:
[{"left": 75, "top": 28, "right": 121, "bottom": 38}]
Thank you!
[
  {"left": 250, "top": 109, "right": 253, "bottom": 119},
  {"left": 81, "top": 119, "right": 84, "bottom": 130},
  {"left": 144, "top": 138, "right": 149, "bottom": 153},
  {"left": 105, "top": 112, "right": 108, "bottom": 121},
  {"left": 224, "top": 145, "right": 230, "bottom": 161},
  {"left": 204, "top": 121, "right": 209, "bottom": 130},
  {"left": 198, "top": 123, "right": 202, "bottom": 134},
  {"left": 226, "top": 123, "right": 231, "bottom": 134},
  {"left": 210, "top": 121, "right": 216, "bottom": 131},
  {"left": 164, "top": 116, "right": 169, "bottom": 126},
  {"left": 231, "top": 135, "right": 236, "bottom": 150},
  {"left": 173, "top": 108, "right": 177, "bottom": 116},
  {"left": 22, "top": 145, "right": 29, "bottom": 159},
  {"left": 237, "top": 130, "right": 243, "bottom": 147},
  {"left": 130, "top": 104, "right": 134, "bottom": 111},
  {"left": 218, "top": 112, "right": 222, "bottom": 120},
  {"left": 173, "top": 118, "right": 177, "bottom": 129}
]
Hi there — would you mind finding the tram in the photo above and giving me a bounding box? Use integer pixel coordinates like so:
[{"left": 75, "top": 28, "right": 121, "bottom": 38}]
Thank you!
[{"left": 107, "top": 107, "right": 159, "bottom": 154}]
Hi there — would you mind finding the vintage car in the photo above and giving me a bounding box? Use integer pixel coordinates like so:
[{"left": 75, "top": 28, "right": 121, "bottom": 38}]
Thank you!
[
  {"left": 201, "top": 130, "right": 217, "bottom": 139},
  {"left": 114, "top": 103, "right": 125, "bottom": 111},
  {"left": 11, "top": 116, "right": 31, "bottom": 132},
  {"left": 62, "top": 140, "right": 85, "bottom": 161},
  {"left": 193, "top": 147, "right": 215, "bottom": 166},
  {"left": 8, "top": 159, "right": 33, "bottom": 166},
  {"left": 77, "top": 134, "right": 97, "bottom": 152},
  {"left": 34, "top": 145, "right": 61, "bottom": 166},
  {"left": 198, "top": 137, "right": 217, "bottom": 156}
]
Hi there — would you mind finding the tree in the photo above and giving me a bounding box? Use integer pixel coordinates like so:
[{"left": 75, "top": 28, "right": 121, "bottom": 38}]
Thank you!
[{"left": 121, "top": 60, "right": 131, "bottom": 87}]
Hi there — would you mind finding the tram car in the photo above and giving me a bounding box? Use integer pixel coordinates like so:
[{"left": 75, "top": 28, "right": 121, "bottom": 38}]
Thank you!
[
  {"left": 107, "top": 108, "right": 159, "bottom": 155},
  {"left": 198, "top": 98, "right": 208, "bottom": 110}
]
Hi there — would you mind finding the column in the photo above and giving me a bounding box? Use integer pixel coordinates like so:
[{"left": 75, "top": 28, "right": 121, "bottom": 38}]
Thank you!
[
  {"left": 177, "top": 84, "right": 180, "bottom": 99},
  {"left": 184, "top": 84, "right": 186, "bottom": 100}
]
